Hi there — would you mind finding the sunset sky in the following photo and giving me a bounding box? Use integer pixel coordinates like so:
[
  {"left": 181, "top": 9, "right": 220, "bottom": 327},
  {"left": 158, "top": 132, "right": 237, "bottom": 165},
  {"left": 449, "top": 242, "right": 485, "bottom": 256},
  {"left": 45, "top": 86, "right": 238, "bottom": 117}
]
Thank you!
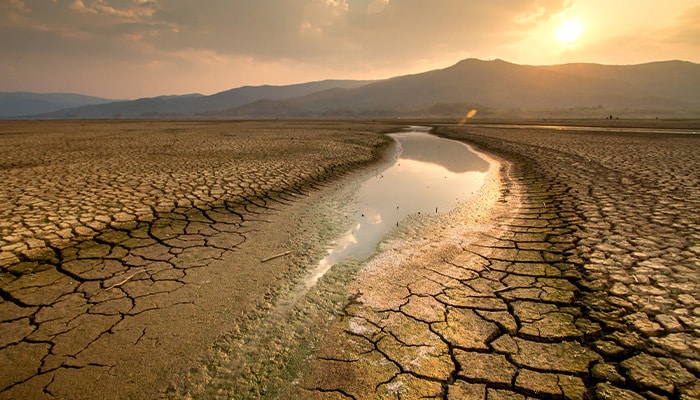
[{"left": 1, "top": 0, "right": 698, "bottom": 99}]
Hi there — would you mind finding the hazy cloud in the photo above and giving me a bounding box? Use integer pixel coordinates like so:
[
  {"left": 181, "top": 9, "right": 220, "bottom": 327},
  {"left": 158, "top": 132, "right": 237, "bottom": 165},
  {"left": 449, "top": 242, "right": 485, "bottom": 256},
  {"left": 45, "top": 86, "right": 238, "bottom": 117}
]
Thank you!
[
  {"left": 2, "top": 0, "right": 31, "bottom": 13},
  {"left": 666, "top": 5, "right": 700, "bottom": 45},
  {"left": 69, "top": 0, "right": 157, "bottom": 19},
  {"left": 0, "top": 0, "right": 697, "bottom": 97},
  {"left": 367, "top": 0, "right": 390, "bottom": 14},
  {"left": 517, "top": 0, "right": 573, "bottom": 26},
  {"left": 1, "top": 0, "right": 573, "bottom": 62}
]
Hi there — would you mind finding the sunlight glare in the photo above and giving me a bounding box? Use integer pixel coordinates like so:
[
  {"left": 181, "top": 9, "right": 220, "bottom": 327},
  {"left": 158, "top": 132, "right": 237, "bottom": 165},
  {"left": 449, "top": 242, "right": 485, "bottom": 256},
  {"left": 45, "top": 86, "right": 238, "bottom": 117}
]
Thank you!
[
  {"left": 458, "top": 109, "right": 477, "bottom": 125},
  {"left": 555, "top": 19, "right": 584, "bottom": 45}
]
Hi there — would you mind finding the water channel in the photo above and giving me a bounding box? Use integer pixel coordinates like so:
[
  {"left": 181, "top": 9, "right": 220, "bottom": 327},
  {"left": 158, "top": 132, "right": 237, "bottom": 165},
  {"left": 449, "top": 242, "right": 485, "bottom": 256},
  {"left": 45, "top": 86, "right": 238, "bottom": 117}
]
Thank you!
[
  {"left": 202, "top": 128, "right": 493, "bottom": 396},
  {"left": 304, "top": 127, "right": 490, "bottom": 288}
]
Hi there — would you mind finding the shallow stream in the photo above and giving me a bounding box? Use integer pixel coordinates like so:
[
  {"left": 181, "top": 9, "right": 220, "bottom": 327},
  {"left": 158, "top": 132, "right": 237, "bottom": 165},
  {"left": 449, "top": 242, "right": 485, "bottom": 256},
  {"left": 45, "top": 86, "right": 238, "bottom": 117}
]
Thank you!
[
  {"left": 192, "top": 127, "right": 494, "bottom": 398},
  {"left": 305, "top": 126, "right": 490, "bottom": 288}
]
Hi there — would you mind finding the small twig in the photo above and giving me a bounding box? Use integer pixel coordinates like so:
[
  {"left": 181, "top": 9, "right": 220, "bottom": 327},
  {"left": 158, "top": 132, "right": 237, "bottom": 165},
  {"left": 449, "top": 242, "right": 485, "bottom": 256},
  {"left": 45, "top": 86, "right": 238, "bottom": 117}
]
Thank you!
[
  {"left": 103, "top": 266, "right": 160, "bottom": 291},
  {"left": 105, "top": 272, "right": 143, "bottom": 291},
  {"left": 261, "top": 250, "right": 292, "bottom": 263}
]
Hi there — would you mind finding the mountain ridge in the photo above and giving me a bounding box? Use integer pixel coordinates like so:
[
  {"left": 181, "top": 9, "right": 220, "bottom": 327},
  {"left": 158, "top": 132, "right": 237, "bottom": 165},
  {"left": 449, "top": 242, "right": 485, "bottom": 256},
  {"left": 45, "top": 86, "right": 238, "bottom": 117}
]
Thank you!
[
  {"left": 23, "top": 79, "right": 374, "bottom": 119},
  {"left": 218, "top": 59, "right": 699, "bottom": 118},
  {"left": 4, "top": 59, "right": 699, "bottom": 119},
  {"left": 0, "top": 92, "right": 116, "bottom": 117}
]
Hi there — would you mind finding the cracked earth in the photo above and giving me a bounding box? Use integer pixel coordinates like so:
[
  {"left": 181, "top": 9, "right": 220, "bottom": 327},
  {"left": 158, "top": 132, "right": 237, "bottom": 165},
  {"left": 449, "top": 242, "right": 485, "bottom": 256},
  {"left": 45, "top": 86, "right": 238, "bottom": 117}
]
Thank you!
[
  {"left": 2, "top": 120, "right": 699, "bottom": 400},
  {"left": 290, "top": 123, "right": 699, "bottom": 400},
  {"left": 0, "top": 120, "right": 392, "bottom": 399}
]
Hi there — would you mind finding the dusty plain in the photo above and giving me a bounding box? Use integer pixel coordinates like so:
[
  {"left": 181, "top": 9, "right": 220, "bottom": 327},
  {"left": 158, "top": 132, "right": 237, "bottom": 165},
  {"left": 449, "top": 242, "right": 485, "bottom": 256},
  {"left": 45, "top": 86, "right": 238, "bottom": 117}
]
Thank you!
[{"left": 1, "top": 119, "right": 699, "bottom": 399}]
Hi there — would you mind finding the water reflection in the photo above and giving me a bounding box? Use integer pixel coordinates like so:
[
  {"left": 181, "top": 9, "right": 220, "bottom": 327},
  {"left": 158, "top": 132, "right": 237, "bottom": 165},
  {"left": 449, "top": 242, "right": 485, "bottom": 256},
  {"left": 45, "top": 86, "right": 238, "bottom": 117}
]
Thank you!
[
  {"left": 399, "top": 129, "right": 489, "bottom": 173},
  {"left": 305, "top": 129, "right": 489, "bottom": 288}
]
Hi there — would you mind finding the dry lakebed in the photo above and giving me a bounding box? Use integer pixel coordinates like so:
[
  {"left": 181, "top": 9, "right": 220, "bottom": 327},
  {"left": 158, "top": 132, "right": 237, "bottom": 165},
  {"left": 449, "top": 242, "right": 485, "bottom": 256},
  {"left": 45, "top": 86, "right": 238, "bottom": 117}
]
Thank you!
[{"left": 1, "top": 119, "right": 699, "bottom": 399}]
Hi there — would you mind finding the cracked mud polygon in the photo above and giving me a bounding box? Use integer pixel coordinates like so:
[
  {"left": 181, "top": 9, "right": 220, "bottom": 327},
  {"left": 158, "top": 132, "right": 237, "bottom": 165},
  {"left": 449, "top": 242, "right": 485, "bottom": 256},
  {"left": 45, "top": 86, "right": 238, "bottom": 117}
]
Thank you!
[
  {"left": 1, "top": 120, "right": 699, "bottom": 400},
  {"left": 0, "top": 120, "right": 392, "bottom": 399}
]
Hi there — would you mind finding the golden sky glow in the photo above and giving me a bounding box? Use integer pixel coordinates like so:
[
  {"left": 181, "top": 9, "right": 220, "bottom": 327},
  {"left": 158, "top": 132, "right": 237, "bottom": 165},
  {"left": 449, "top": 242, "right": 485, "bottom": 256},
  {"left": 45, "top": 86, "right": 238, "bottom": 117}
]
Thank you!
[{"left": 1, "top": 0, "right": 698, "bottom": 98}]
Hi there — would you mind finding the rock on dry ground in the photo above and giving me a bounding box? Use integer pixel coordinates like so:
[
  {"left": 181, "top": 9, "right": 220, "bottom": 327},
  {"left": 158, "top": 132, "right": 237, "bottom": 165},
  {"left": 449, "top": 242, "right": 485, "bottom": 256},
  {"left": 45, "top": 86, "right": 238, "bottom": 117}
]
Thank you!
[
  {"left": 0, "top": 120, "right": 393, "bottom": 399},
  {"left": 291, "top": 122, "right": 699, "bottom": 400}
]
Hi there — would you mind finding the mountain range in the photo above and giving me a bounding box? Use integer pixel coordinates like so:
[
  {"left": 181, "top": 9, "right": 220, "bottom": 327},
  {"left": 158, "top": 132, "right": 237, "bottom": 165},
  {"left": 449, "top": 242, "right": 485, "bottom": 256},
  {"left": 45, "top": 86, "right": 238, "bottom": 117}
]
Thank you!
[
  {"left": 3, "top": 59, "right": 699, "bottom": 119},
  {"left": 0, "top": 92, "right": 115, "bottom": 117}
]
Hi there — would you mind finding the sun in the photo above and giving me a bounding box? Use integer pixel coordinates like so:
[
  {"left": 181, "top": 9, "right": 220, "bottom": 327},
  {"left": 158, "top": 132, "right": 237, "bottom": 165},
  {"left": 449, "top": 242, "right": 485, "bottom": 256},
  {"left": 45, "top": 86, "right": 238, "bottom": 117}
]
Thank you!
[{"left": 555, "top": 19, "right": 584, "bottom": 45}]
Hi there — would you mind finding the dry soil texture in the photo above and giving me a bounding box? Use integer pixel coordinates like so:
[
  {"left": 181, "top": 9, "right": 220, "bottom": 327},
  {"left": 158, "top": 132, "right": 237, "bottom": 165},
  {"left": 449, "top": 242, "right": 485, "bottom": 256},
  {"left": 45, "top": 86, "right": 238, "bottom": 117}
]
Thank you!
[
  {"left": 2, "top": 120, "right": 699, "bottom": 400},
  {"left": 0, "top": 120, "right": 393, "bottom": 399},
  {"left": 291, "top": 123, "right": 700, "bottom": 400}
]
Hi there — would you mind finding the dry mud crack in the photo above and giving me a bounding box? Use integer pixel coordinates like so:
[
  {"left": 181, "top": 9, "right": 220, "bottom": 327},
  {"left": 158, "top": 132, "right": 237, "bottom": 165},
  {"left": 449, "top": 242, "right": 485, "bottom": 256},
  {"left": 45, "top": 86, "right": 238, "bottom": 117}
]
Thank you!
[
  {"left": 2, "top": 121, "right": 699, "bottom": 400},
  {"left": 0, "top": 120, "right": 393, "bottom": 399},
  {"left": 290, "top": 124, "right": 699, "bottom": 400}
]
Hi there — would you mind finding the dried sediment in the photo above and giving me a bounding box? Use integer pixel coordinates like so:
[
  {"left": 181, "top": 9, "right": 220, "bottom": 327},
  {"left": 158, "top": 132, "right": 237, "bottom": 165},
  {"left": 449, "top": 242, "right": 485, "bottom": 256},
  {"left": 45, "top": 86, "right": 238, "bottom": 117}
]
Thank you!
[
  {"left": 293, "top": 124, "right": 699, "bottom": 399},
  {"left": 441, "top": 125, "right": 700, "bottom": 398},
  {"left": 3, "top": 120, "right": 698, "bottom": 399},
  {"left": 0, "top": 120, "right": 393, "bottom": 399}
]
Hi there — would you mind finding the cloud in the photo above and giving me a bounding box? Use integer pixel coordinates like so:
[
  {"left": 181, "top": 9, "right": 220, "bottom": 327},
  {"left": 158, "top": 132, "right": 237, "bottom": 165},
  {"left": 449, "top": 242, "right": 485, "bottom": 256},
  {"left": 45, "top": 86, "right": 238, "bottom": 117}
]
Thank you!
[
  {"left": 1, "top": 0, "right": 697, "bottom": 97},
  {"left": 0, "top": 0, "right": 32, "bottom": 21},
  {"left": 517, "top": 0, "right": 574, "bottom": 26},
  {"left": 367, "top": 0, "right": 390, "bottom": 14},
  {"left": 3, "top": 0, "right": 31, "bottom": 13},
  {"left": 4, "top": 0, "right": 572, "bottom": 64},
  {"left": 665, "top": 5, "right": 700, "bottom": 46},
  {"left": 566, "top": 3, "right": 700, "bottom": 65},
  {"left": 69, "top": 0, "right": 157, "bottom": 19}
]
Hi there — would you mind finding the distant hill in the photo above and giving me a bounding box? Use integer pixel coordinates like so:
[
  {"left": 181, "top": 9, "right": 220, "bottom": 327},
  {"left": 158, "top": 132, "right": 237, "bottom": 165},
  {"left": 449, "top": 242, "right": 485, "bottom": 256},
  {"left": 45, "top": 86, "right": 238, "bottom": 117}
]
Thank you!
[
  {"left": 8, "top": 59, "right": 700, "bottom": 119},
  {"left": 0, "top": 92, "right": 115, "bottom": 117},
  {"left": 216, "top": 59, "right": 700, "bottom": 118},
  {"left": 34, "top": 80, "right": 374, "bottom": 118}
]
